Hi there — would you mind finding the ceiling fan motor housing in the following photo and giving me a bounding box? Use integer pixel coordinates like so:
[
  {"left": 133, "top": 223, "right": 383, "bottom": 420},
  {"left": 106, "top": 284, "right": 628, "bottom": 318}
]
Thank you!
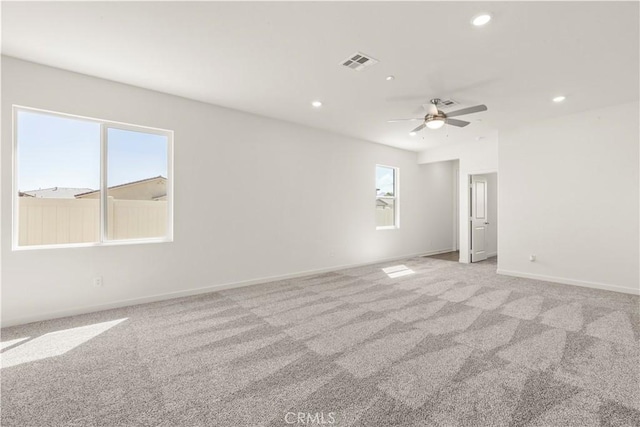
[
  {"left": 425, "top": 113, "right": 446, "bottom": 122},
  {"left": 427, "top": 99, "right": 445, "bottom": 118}
]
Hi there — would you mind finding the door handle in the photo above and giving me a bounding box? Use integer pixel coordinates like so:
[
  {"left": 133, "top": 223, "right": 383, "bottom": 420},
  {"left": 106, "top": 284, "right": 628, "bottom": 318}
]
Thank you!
[{"left": 484, "top": 222, "right": 490, "bottom": 225}]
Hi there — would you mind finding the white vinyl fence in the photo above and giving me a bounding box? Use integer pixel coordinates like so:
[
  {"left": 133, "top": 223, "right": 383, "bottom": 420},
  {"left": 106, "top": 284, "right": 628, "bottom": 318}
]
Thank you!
[
  {"left": 18, "top": 197, "right": 167, "bottom": 246},
  {"left": 376, "top": 205, "right": 395, "bottom": 228}
]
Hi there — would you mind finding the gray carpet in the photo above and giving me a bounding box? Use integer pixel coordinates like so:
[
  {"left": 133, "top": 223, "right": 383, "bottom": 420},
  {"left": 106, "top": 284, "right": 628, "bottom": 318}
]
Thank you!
[{"left": 2, "top": 256, "right": 639, "bottom": 426}]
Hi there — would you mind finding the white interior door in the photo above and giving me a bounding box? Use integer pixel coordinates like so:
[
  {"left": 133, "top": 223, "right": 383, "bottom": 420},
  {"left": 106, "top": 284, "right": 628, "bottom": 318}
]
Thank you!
[{"left": 470, "top": 175, "right": 488, "bottom": 262}]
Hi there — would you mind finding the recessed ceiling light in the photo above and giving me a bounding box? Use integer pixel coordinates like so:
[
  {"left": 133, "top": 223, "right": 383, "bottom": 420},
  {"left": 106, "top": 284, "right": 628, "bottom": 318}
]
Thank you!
[
  {"left": 409, "top": 132, "right": 417, "bottom": 136},
  {"left": 311, "top": 100, "right": 323, "bottom": 108},
  {"left": 471, "top": 13, "right": 492, "bottom": 26},
  {"left": 386, "top": 75, "right": 395, "bottom": 81},
  {"left": 553, "top": 96, "right": 566, "bottom": 103}
]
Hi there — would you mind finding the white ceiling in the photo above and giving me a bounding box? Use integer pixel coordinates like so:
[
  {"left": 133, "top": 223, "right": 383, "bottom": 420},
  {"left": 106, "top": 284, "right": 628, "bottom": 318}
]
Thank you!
[{"left": 2, "top": 2, "right": 638, "bottom": 152}]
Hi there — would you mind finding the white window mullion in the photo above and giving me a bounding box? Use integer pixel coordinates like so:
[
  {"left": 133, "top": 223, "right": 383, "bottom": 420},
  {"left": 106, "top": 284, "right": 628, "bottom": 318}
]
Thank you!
[
  {"left": 166, "top": 132, "right": 174, "bottom": 241},
  {"left": 12, "top": 106, "right": 20, "bottom": 250},
  {"left": 395, "top": 168, "right": 400, "bottom": 229},
  {"left": 100, "top": 123, "right": 108, "bottom": 243}
]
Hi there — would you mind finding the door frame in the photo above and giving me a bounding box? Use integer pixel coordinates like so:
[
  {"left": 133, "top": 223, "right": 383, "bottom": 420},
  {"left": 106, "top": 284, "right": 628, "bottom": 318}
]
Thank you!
[
  {"left": 470, "top": 174, "right": 489, "bottom": 262},
  {"left": 459, "top": 168, "right": 498, "bottom": 264},
  {"left": 453, "top": 164, "right": 459, "bottom": 252}
]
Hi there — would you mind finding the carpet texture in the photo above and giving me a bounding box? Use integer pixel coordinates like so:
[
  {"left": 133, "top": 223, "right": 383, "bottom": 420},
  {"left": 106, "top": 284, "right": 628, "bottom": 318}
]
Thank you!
[{"left": 1, "top": 256, "right": 639, "bottom": 426}]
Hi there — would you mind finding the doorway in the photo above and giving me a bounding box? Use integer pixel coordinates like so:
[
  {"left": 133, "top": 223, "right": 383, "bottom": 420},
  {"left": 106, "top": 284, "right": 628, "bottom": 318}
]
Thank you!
[
  {"left": 470, "top": 172, "right": 497, "bottom": 263},
  {"left": 426, "top": 250, "right": 460, "bottom": 262}
]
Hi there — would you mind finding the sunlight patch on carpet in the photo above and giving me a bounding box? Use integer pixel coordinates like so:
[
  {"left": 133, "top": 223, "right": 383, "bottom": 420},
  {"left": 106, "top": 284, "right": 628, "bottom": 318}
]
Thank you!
[{"left": 1, "top": 318, "right": 127, "bottom": 368}]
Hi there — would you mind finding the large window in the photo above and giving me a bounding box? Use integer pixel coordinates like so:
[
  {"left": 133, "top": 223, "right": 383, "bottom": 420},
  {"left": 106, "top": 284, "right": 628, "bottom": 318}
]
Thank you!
[
  {"left": 14, "top": 107, "right": 173, "bottom": 249},
  {"left": 376, "top": 165, "right": 398, "bottom": 229}
]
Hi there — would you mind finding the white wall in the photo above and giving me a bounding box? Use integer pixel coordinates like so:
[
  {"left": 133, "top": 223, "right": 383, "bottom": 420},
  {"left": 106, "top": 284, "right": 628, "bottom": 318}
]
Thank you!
[
  {"left": 498, "top": 101, "right": 639, "bottom": 294},
  {"left": 1, "top": 57, "right": 454, "bottom": 326},
  {"left": 419, "top": 160, "right": 456, "bottom": 254},
  {"left": 474, "top": 173, "right": 498, "bottom": 258},
  {"left": 418, "top": 135, "right": 499, "bottom": 263}
]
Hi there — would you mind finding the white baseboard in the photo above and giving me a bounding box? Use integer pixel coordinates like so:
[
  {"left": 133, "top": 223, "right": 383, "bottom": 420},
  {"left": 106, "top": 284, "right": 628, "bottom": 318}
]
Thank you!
[
  {"left": 496, "top": 269, "right": 639, "bottom": 295},
  {"left": 419, "top": 248, "right": 456, "bottom": 257},
  {"left": 487, "top": 251, "right": 498, "bottom": 258},
  {"left": 3, "top": 248, "right": 454, "bottom": 328}
]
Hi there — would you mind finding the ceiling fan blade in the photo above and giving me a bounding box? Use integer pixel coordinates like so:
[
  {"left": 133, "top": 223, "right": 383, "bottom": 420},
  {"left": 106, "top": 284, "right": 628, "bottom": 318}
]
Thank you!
[
  {"left": 446, "top": 118, "right": 470, "bottom": 127},
  {"left": 387, "top": 118, "right": 423, "bottom": 123},
  {"left": 410, "top": 123, "right": 426, "bottom": 133},
  {"left": 445, "top": 104, "right": 487, "bottom": 118},
  {"left": 423, "top": 103, "right": 438, "bottom": 116}
]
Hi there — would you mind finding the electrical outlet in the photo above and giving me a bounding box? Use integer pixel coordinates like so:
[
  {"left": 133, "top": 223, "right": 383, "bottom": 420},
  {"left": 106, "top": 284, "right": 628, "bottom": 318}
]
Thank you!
[
  {"left": 529, "top": 255, "right": 536, "bottom": 262},
  {"left": 93, "top": 276, "right": 104, "bottom": 287}
]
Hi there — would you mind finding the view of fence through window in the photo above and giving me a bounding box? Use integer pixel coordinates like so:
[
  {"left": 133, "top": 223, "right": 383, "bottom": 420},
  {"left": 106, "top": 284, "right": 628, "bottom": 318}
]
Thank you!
[
  {"left": 376, "top": 165, "right": 397, "bottom": 228},
  {"left": 15, "top": 109, "right": 171, "bottom": 247}
]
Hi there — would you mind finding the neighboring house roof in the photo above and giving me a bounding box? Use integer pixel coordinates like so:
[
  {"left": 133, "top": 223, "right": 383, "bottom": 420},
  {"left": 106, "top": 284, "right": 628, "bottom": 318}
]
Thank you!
[
  {"left": 20, "top": 187, "right": 94, "bottom": 199},
  {"left": 75, "top": 176, "right": 166, "bottom": 198}
]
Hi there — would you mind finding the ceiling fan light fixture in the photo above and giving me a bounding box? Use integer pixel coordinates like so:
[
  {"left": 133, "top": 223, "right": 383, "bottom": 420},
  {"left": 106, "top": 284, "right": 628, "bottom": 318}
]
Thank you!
[
  {"left": 409, "top": 131, "right": 417, "bottom": 136},
  {"left": 472, "top": 13, "right": 492, "bottom": 26},
  {"left": 426, "top": 117, "right": 445, "bottom": 130}
]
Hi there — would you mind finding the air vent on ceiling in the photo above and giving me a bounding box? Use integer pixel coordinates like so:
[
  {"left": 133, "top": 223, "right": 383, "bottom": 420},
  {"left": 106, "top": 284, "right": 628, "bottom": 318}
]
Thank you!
[
  {"left": 438, "top": 99, "right": 459, "bottom": 109},
  {"left": 340, "top": 52, "right": 379, "bottom": 71}
]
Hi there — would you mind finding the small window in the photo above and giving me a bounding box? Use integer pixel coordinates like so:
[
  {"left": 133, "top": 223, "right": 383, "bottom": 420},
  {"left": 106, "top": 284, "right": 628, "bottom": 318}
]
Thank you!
[
  {"left": 14, "top": 107, "right": 173, "bottom": 249},
  {"left": 376, "top": 165, "right": 398, "bottom": 229}
]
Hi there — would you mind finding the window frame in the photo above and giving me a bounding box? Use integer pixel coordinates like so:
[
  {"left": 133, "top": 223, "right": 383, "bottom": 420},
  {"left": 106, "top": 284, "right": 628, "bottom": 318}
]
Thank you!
[
  {"left": 12, "top": 105, "right": 174, "bottom": 251},
  {"left": 375, "top": 164, "right": 399, "bottom": 230}
]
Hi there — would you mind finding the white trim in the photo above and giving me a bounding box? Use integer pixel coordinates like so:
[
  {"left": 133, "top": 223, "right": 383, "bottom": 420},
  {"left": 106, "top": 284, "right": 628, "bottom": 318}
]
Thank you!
[
  {"left": 486, "top": 251, "right": 498, "bottom": 258},
  {"left": 496, "top": 269, "right": 639, "bottom": 295},
  {"left": 423, "top": 248, "right": 455, "bottom": 256},
  {"left": 1, "top": 248, "right": 454, "bottom": 327},
  {"left": 11, "top": 104, "right": 172, "bottom": 134},
  {"left": 100, "top": 123, "right": 108, "bottom": 242},
  {"left": 452, "top": 165, "right": 459, "bottom": 251},
  {"left": 166, "top": 127, "right": 175, "bottom": 242},
  {"left": 11, "top": 237, "right": 173, "bottom": 252},
  {"left": 12, "top": 106, "right": 19, "bottom": 251}
]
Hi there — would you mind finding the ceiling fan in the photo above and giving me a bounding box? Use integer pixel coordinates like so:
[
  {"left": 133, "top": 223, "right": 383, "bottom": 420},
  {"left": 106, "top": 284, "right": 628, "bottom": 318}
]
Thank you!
[{"left": 388, "top": 99, "right": 488, "bottom": 133}]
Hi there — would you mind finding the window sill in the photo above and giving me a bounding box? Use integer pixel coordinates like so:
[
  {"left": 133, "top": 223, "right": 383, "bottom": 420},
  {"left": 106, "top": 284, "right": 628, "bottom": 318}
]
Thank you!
[
  {"left": 376, "top": 226, "right": 399, "bottom": 231},
  {"left": 12, "top": 237, "right": 173, "bottom": 251}
]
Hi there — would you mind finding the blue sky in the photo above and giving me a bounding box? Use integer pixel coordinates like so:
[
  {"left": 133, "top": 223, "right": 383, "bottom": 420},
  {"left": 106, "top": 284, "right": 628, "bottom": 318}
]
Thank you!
[
  {"left": 17, "top": 110, "right": 167, "bottom": 191},
  {"left": 376, "top": 166, "right": 395, "bottom": 196},
  {"left": 107, "top": 128, "right": 168, "bottom": 187}
]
